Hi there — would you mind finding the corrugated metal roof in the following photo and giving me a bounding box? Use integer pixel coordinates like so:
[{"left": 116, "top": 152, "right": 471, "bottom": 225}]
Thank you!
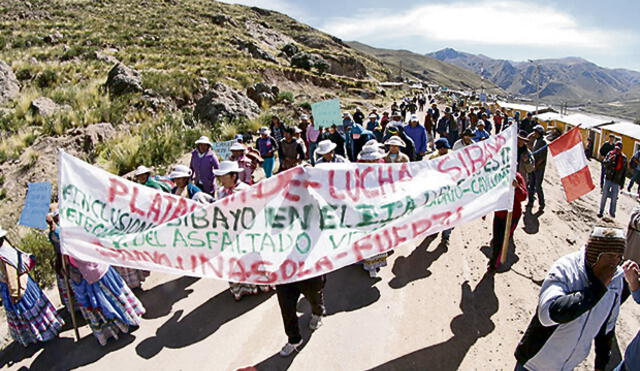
[
  {"left": 497, "top": 101, "right": 549, "bottom": 111},
  {"left": 600, "top": 121, "right": 640, "bottom": 140}
]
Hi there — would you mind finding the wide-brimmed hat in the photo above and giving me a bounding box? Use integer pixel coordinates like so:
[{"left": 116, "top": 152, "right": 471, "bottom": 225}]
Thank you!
[
  {"left": 213, "top": 161, "right": 244, "bottom": 176},
  {"left": 259, "top": 127, "right": 270, "bottom": 135},
  {"left": 0, "top": 227, "right": 6, "bottom": 238},
  {"left": 409, "top": 114, "right": 419, "bottom": 122},
  {"left": 169, "top": 164, "right": 192, "bottom": 179},
  {"left": 385, "top": 136, "right": 406, "bottom": 147},
  {"left": 518, "top": 130, "right": 530, "bottom": 141},
  {"left": 358, "top": 142, "right": 386, "bottom": 161},
  {"left": 294, "top": 127, "right": 302, "bottom": 134},
  {"left": 368, "top": 113, "right": 377, "bottom": 119},
  {"left": 391, "top": 111, "right": 402, "bottom": 117},
  {"left": 300, "top": 114, "right": 309, "bottom": 121},
  {"left": 134, "top": 165, "right": 152, "bottom": 176},
  {"left": 195, "top": 136, "right": 212, "bottom": 146},
  {"left": 533, "top": 125, "right": 545, "bottom": 134},
  {"left": 316, "top": 140, "right": 337, "bottom": 155},
  {"left": 230, "top": 142, "right": 246, "bottom": 152}
]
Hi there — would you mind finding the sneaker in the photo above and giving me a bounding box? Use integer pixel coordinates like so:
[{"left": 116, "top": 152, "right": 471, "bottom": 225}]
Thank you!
[
  {"left": 368, "top": 269, "right": 378, "bottom": 278},
  {"left": 309, "top": 314, "right": 323, "bottom": 330},
  {"left": 279, "top": 340, "right": 303, "bottom": 357}
]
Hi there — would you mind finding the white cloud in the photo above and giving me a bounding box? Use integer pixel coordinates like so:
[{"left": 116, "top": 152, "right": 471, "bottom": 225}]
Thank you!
[
  {"left": 320, "top": 1, "right": 624, "bottom": 50},
  {"left": 218, "top": 0, "right": 307, "bottom": 20}
]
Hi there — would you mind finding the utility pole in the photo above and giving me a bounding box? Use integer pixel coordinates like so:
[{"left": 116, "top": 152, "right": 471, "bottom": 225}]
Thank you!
[
  {"left": 528, "top": 59, "right": 540, "bottom": 114},
  {"left": 399, "top": 61, "right": 403, "bottom": 81}
]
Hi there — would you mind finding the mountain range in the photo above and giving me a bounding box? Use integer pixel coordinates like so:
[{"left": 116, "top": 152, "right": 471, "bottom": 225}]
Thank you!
[{"left": 426, "top": 48, "right": 640, "bottom": 106}]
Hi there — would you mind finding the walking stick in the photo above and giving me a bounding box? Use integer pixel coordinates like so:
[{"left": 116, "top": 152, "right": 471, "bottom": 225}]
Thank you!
[
  {"left": 498, "top": 211, "right": 514, "bottom": 267},
  {"left": 62, "top": 257, "right": 81, "bottom": 342}
]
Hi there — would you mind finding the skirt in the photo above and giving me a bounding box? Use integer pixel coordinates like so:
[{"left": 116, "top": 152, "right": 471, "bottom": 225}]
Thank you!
[
  {"left": 0, "top": 277, "right": 64, "bottom": 346},
  {"left": 114, "top": 266, "right": 150, "bottom": 289},
  {"left": 71, "top": 266, "right": 145, "bottom": 345},
  {"left": 363, "top": 253, "right": 388, "bottom": 272},
  {"left": 56, "top": 273, "right": 80, "bottom": 312}
]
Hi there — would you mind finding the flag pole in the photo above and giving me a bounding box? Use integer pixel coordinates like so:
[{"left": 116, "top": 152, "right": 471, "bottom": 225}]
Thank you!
[
  {"left": 498, "top": 211, "right": 513, "bottom": 267},
  {"left": 62, "top": 256, "right": 81, "bottom": 342}
]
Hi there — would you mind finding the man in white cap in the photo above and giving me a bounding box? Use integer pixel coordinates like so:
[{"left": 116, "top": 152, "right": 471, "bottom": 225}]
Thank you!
[
  {"left": 384, "top": 137, "right": 409, "bottom": 163},
  {"left": 190, "top": 136, "right": 219, "bottom": 195},
  {"left": 366, "top": 113, "right": 383, "bottom": 142},
  {"left": 255, "top": 127, "right": 278, "bottom": 178},
  {"left": 228, "top": 142, "right": 255, "bottom": 185},
  {"left": 315, "top": 140, "right": 348, "bottom": 164},
  {"left": 134, "top": 165, "right": 171, "bottom": 192},
  {"left": 404, "top": 114, "right": 428, "bottom": 160}
]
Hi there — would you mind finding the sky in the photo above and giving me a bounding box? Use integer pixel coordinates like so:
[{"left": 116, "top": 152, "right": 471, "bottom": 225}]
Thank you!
[{"left": 220, "top": 0, "right": 640, "bottom": 71}]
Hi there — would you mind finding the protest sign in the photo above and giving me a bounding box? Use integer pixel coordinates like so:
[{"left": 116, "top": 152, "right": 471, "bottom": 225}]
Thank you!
[
  {"left": 58, "top": 125, "right": 517, "bottom": 284},
  {"left": 19, "top": 182, "right": 52, "bottom": 230},
  {"left": 212, "top": 139, "right": 236, "bottom": 161},
  {"left": 311, "top": 99, "right": 341, "bottom": 128}
]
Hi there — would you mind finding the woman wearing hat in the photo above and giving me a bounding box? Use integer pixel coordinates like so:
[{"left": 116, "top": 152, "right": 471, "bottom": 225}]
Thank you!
[
  {"left": 314, "top": 140, "right": 348, "bottom": 164},
  {"left": 228, "top": 142, "right": 256, "bottom": 185},
  {"left": 357, "top": 141, "right": 390, "bottom": 278},
  {"left": 67, "top": 256, "right": 145, "bottom": 345},
  {"left": 214, "top": 161, "right": 274, "bottom": 300},
  {"left": 256, "top": 127, "right": 278, "bottom": 178},
  {"left": 384, "top": 137, "right": 409, "bottom": 163},
  {"left": 170, "top": 165, "right": 203, "bottom": 200},
  {"left": 0, "top": 227, "right": 64, "bottom": 346},
  {"left": 134, "top": 165, "right": 171, "bottom": 193},
  {"left": 190, "top": 136, "right": 219, "bottom": 196}
]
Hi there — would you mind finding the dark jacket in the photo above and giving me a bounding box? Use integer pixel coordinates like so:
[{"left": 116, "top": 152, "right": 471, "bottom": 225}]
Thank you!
[
  {"left": 322, "top": 131, "right": 346, "bottom": 158},
  {"left": 599, "top": 142, "right": 615, "bottom": 158},
  {"left": 603, "top": 149, "right": 627, "bottom": 186}
]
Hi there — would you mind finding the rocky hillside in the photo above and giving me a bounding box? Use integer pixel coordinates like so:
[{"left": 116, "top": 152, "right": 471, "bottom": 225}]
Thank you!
[
  {"left": 0, "top": 0, "right": 412, "bottom": 242},
  {"left": 427, "top": 48, "right": 640, "bottom": 109},
  {"left": 347, "top": 42, "right": 502, "bottom": 93}
]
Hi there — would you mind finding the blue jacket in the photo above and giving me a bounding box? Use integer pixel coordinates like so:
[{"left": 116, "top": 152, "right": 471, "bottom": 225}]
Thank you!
[
  {"left": 404, "top": 123, "right": 428, "bottom": 154},
  {"left": 171, "top": 183, "right": 202, "bottom": 199}
]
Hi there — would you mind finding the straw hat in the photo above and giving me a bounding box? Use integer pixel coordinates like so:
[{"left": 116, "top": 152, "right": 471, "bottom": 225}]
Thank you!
[
  {"left": 315, "top": 140, "right": 337, "bottom": 155},
  {"left": 213, "top": 161, "right": 244, "bottom": 176},
  {"left": 169, "top": 164, "right": 192, "bottom": 179},
  {"left": 195, "top": 136, "right": 212, "bottom": 146},
  {"left": 134, "top": 165, "right": 152, "bottom": 176},
  {"left": 385, "top": 136, "right": 406, "bottom": 148}
]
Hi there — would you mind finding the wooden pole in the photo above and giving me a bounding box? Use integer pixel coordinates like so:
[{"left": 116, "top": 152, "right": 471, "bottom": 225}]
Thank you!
[
  {"left": 498, "top": 211, "right": 514, "bottom": 267},
  {"left": 62, "top": 257, "right": 81, "bottom": 342}
]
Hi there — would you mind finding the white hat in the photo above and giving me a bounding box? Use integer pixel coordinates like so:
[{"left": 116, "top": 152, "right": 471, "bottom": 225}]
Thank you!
[
  {"left": 134, "top": 165, "right": 152, "bottom": 176},
  {"left": 409, "top": 114, "right": 419, "bottom": 122},
  {"left": 315, "top": 140, "right": 337, "bottom": 155},
  {"left": 300, "top": 114, "right": 309, "bottom": 121},
  {"left": 294, "top": 127, "right": 302, "bottom": 134},
  {"left": 195, "top": 136, "right": 212, "bottom": 146},
  {"left": 385, "top": 136, "right": 406, "bottom": 147},
  {"left": 229, "top": 142, "right": 246, "bottom": 152},
  {"left": 169, "top": 164, "right": 192, "bottom": 179},
  {"left": 368, "top": 113, "right": 377, "bottom": 119},
  {"left": 358, "top": 142, "right": 386, "bottom": 161},
  {"left": 0, "top": 227, "right": 6, "bottom": 238},
  {"left": 213, "top": 161, "right": 243, "bottom": 176},
  {"left": 259, "top": 127, "right": 270, "bottom": 135}
]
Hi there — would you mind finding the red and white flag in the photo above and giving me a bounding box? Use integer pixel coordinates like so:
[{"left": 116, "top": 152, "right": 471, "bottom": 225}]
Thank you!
[{"left": 548, "top": 126, "right": 595, "bottom": 202}]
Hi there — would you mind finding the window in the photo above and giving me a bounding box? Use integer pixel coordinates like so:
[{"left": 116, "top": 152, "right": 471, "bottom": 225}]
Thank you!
[{"left": 634, "top": 141, "right": 640, "bottom": 155}]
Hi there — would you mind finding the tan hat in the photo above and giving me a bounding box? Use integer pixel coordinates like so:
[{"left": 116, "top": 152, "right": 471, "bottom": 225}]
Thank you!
[{"left": 385, "top": 136, "right": 406, "bottom": 147}]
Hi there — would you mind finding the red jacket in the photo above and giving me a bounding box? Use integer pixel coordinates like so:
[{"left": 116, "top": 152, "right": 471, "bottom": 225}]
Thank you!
[{"left": 496, "top": 172, "right": 528, "bottom": 220}]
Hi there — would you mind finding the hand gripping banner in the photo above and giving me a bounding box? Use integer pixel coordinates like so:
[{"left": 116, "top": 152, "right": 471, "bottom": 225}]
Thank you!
[{"left": 58, "top": 125, "right": 517, "bottom": 284}]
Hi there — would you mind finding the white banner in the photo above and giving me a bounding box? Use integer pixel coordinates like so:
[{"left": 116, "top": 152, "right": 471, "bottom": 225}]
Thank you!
[{"left": 58, "top": 126, "right": 517, "bottom": 284}]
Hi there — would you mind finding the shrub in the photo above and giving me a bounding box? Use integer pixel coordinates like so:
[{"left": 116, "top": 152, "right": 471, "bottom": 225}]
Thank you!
[
  {"left": 36, "top": 69, "right": 59, "bottom": 88},
  {"left": 277, "top": 91, "right": 294, "bottom": 103},
  {"left": 290, "top": 52, "right": 313, "bottom": 71},
  {"left": 314, "top": 58, "right": 330, "bottom": 76},
  {"left": 20, "top": 150, "right": 39, "bottom": 171},
  {"left": 299, "top": 101, "right": 312, "bottom": 110},
  {"left": 18, "top": 232, "right": 57, "bottom": 288}
]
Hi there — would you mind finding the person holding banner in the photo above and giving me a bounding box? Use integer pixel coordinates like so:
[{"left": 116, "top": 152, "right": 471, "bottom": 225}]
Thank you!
[
  {"left": 133, "top": 165, "right": 172, "bottom": 193},
  {"left": 488, "top": 172, "right": 528, "bottom": 271},
  {"left": 0, "top": 227, "right": 64, "bottom": 347},
  {"left": 46, "top": 210, "right": 80, "bottom": 311},
  {"left": 67, "top": 257, "right": 145, "bottom": 346},
  {"left": 358, "top": 141, "right": 390, "bottom": 277},
  {"left": 430, "top": 138, "right": 455, "bottom": 244},
  {"left": 170, "top": 165, "right": 203, "bottom": 200},
  {"left": 214, "top": 161, "right": 274, "bottom": 300},
  {"left": 314, "top": 140, "right": 348, "bottom": 164},
  {"left": 190, "top": 136, "right": 219, "bottom": 196}
]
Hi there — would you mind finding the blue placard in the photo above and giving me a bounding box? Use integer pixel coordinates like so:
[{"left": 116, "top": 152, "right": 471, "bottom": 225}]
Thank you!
[
  {"left": 19, "top": 182, "right": 52, "bottom": 230},
  {"left": 311, "top": 99, "right": 341, "bottom": 128}
]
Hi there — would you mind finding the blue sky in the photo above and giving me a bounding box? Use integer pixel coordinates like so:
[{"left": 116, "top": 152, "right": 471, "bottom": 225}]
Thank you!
[{"left": 221, "top": 0, "right": 640, "bottom": 71}]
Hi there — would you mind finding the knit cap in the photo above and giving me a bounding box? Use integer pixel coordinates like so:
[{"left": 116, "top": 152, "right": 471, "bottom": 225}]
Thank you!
[{"left": 585, "top": 226, "right": 626, "bottom": 266}]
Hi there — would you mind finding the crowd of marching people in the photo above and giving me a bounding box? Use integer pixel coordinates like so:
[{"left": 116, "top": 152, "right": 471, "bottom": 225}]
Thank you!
[{"left": 0, "top": 91, "right": 639, "bottom": 369}]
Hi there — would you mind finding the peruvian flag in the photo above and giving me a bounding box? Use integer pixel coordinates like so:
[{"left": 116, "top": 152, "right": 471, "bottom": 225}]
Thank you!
[{"left": 548, "top": 126, "right": 595, "bottom": 202}]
